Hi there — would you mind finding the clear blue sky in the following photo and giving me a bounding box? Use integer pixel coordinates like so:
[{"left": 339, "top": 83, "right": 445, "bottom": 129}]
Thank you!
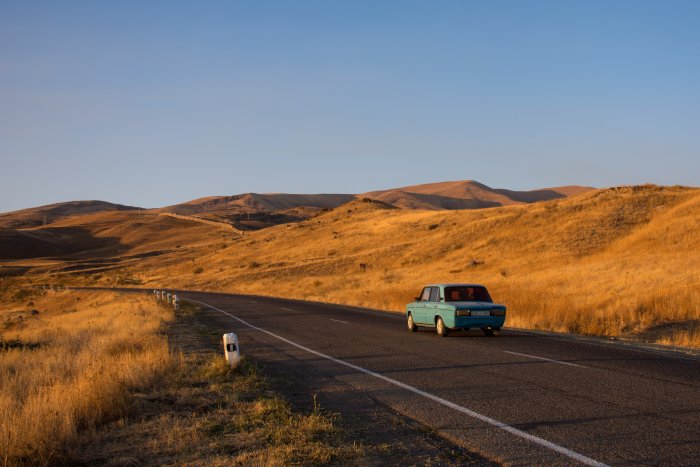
[{"left": 1, "top": 0, "right": 698, "bottom": 212}]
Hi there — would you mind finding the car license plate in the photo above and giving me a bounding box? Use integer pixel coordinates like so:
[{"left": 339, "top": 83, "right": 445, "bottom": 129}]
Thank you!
[{"left": 472, "top": 310, "right": 490, "bottom": 317}]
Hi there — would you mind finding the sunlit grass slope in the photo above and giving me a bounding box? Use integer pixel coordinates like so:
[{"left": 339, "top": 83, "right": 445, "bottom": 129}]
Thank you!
[{"left": 141, "top": 185, "right": 699, "bottom": 347}]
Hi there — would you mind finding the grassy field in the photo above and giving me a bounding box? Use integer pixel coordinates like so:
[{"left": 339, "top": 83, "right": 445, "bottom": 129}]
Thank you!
[
  {"left": 3, "top": 291, "right": 456, "bottom": 465},
  {"left": 128, "top": 185, "right": 700, "bottom": 348},
  {"left": 0, "top": 290, "right": 174, "bottom": 464},
  {"left": 71, "top": 300, "right": 369, "bottom": 466}
]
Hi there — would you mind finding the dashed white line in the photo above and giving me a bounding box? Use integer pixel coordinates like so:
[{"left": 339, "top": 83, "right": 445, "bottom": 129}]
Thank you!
[
  {"left": 329, "top": 318, "right": 350, "bottom": 324},
  {"left": 504, "top": 350, "right": 586, "bottom": 368},
  {"left": 186, "top": 297, "right": 607, "bottom": 467},
  {"left": 280, "top": 307, "right": 293, "bottom": 311}
]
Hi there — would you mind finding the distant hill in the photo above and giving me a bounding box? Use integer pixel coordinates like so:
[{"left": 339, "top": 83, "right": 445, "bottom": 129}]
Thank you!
[
  {"left": 153, "top": 181, "right": 594, "bottom": 227},
  {"left": 0, "top": 200, "right": 141, "bottom": 229},
  {"left": 156, "top": 193, "right": 356, "bottom": 215},
  {"left": 0, "top": 210, "right": 222, "bottom": 261},
  {"left": 360, "top": 180, "right": 594, "bottom": 210},
  {"left": 0, "top": 181, "right": 595, "bottom": 232}
]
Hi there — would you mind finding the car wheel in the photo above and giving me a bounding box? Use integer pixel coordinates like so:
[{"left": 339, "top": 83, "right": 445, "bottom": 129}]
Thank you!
[
  {"left": 407, "top": 313, "right": 417, "bottom": 332},
  {"left": 482, "top": 328, "right": 494, "bottom": 337},
  {"left": 436, "top": 317, "right": 448, "bottom": 337}
]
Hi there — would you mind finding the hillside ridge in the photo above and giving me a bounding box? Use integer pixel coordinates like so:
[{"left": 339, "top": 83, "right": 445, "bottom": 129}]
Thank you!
[{"left": 1, "top": 180, "right": 595, "bottom": 232}]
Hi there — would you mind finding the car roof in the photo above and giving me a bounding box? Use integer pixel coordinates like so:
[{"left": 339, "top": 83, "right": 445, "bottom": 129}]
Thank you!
[{"left": 427, "top": 283, "right": 486, "bottom": 288}]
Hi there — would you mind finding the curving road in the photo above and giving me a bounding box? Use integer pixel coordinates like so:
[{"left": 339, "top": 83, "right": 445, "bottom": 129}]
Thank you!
[{"left": 179, "top": 291, "right": 700, "bottom": 466}]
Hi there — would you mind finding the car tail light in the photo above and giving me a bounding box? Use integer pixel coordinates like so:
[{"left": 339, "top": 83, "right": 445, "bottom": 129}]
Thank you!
[
  {"left": 456, "top": 309, "right": 471, "bottom": 316},
  {"left": 491, "top": 308, "right": 506, "bottom": 316}
]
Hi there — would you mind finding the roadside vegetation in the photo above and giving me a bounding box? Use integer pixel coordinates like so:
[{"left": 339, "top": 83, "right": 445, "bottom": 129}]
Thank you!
[
  {"left": 0, "top": 291, "right": 369, "bottom": 465},
  {"left": 0, "top": 289, "right": 173, "bottom": 465},
  {"left": 73, "top": 300, "right": 367, "bottom": 465}
]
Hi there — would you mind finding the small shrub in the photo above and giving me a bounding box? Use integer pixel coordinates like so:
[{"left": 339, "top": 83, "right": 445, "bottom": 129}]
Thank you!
[
  {"left": 12, "top": 289, "right": 32, "bottom": 301},
  {"left": 194, "top": 267, "right": 204, "bottom": 274},
  {"left": 428, "top": 224, "right": 439, "bottom": 230},
  {"left": 116, "top": 277, "right": 142, "bottom": 286}
]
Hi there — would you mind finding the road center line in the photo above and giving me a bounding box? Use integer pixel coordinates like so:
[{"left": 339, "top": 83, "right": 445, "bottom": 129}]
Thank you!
[
  {"left": 329, "top": 318, "right": 350, "bottom": 324},
  {"left": 504, "top": 350, "right": 586, "bottom": 368},
  {"left": 280, "top": 307, "right": 293, "bottom": 311},
  {"left": 187, "top": 298, "right": 607, "bottom": 467}
]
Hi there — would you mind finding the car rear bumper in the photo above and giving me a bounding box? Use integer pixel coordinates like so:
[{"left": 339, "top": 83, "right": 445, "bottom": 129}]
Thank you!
[{"left": 451, "top": 316, "right": 505, "bottom": 329}]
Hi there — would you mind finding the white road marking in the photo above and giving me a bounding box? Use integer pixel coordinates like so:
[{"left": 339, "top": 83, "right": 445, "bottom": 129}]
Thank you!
[
  {"left": 186, "top": 298, "right": 608, "bottom": 467},
  {"left": 279, "top": 307, "right": 293, "bottom": 311},
  {"left": 504, "top": 350, "right": 586, "bottom": 368},
  {"left": 329, "top": 318, "right": 349, "bottom": 324}
]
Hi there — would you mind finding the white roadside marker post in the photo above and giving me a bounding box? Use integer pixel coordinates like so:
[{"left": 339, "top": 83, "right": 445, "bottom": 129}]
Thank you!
[
  {"left": 172, "top": 294, "right": 179, "bottom": 311},
  {"left": 223, "top": 333, "right": 241, "bottom": 367}
]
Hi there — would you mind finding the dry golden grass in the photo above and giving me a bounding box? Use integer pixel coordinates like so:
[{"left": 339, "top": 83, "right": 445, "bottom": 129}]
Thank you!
[
  {"left": 0, "top": 294, "right": 376, "bottom": 465},
  {"left": 127, "top": 185, "right": 700, "bottom": 348},
  {"left": 0, "top": 290, "right": 174, "bottom": 465},
  {"left": 71, "top": 301, "right": 418, "bottom": 466}
]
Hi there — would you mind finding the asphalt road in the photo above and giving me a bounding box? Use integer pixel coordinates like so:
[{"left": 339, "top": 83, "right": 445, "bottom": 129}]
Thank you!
[{"left": 179, "top": 291, "right": 700, "bottom": 466}]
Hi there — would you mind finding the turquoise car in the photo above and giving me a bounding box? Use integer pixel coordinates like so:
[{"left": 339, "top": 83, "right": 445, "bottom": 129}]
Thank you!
[{"left": 406, "top": 284, "right": 506, "bottom": 337}]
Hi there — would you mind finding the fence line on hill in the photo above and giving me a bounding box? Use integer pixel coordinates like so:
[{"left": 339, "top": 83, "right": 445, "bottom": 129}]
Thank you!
[{"left": 159, "top": 212, "right": 244, "bottom": 235}]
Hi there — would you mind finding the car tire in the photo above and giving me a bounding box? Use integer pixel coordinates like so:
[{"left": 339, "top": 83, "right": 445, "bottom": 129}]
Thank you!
[
  {"left": 436, "top": 317, "right": 448, "bottom": 337},
  {"left": 407, "top": 313, "right": 417, "bottom": 332},
  {"left": 482, "top": 328, "right": 494, "bottom": 337}
]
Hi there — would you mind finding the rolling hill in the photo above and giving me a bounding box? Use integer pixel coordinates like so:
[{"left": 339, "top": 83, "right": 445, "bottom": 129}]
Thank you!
[
  {"left": 149, "top": 180, "right": 595, "bottom": 228},
  {"left": 1, "top": 183, "right": 697, "bottom": 348},
  {"left": 156, "top": 193, "right": 357, "bottom": 215},
  {"left": 0, "top": 200, "right": 141, "bottom": 229},
  {"left": 0, "top": 180, "right": 593, "bottom": 235},
  {"left": 360, "top": 180, "right": 594, "bottom": 210},
  {"left": 157, "top": 181, "right": 595, "bottom": 215}
]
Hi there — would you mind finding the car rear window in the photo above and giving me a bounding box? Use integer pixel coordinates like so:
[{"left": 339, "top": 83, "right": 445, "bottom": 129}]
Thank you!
[{"left": 444, "top": 286, "right": 492, "bottom": 302}]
